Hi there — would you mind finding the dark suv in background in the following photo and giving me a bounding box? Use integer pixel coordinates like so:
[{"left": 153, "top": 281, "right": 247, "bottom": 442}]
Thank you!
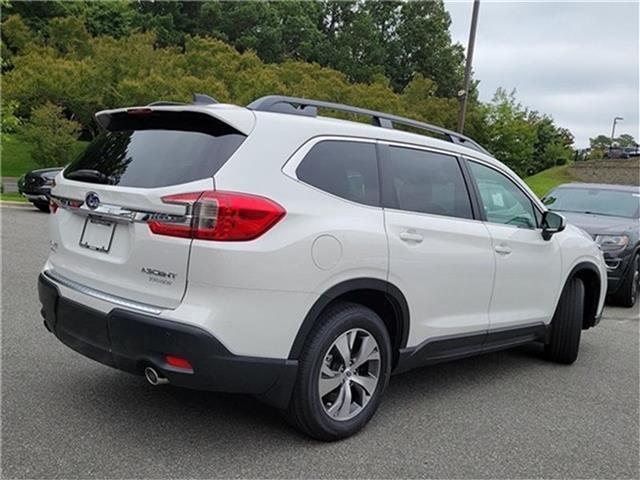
[
  {"left": 18, "top": 167, "right": 62, "bottom": 212},
  {"left": 544, "top": 183, "right": 640, "bottom": 307}
]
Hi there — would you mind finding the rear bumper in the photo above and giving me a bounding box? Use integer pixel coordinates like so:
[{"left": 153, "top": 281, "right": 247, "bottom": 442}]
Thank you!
[
  {"left": 20, "top": 186, "right": 51, "bottom": 202},
  {"left": 23, "top": 193, "right": 49, "bottom": 202},
  {"left": 38, "top": 273, "right": 297, "bottom": 408}
]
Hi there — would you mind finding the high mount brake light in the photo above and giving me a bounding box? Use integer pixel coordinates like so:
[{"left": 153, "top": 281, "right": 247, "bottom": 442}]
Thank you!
[
  {"left": 126, "top": 108, "right": 153, "bottom": 116},
  {"left": 148, "top": 191, "right": 285, "bottom": 241}
]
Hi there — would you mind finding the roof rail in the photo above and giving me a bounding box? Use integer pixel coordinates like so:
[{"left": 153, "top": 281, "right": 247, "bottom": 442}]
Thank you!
[
  {"left": 147, "top": 93, "right": 218, "bottom": 108},
  {"left": 247, "top": 95, "right": 488, "bottom": 155}
]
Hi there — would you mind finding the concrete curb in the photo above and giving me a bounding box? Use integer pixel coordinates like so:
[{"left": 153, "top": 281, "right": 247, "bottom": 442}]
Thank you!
[{"left": 0, "top": 200, "right": 32, "bottom": 208}]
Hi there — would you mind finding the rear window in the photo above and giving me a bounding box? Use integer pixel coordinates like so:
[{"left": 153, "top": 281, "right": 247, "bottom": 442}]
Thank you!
[
  {"left": 64, "top": 111, "right": 245, "bottom": 188},
  {"left": 296, "top": 140, "right": 379, "bottom": 206}
]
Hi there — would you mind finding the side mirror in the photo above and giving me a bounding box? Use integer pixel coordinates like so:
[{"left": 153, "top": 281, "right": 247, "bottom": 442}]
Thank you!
[{"left": 541, "top": 211, "right": 566, "bottom": 241}]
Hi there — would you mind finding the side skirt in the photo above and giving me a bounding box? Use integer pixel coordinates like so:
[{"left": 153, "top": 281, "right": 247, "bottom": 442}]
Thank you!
[{"left": 394, "top": 322, "right": 548, "bottom": 374}]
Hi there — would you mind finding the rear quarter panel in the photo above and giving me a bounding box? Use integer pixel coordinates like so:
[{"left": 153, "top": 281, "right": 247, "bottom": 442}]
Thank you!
[{"left": 186, "top": 122, "right": 388, "bottom": 357}]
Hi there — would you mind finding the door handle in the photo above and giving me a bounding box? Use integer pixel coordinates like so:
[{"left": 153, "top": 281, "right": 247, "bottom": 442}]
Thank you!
[
  {"left": 494, "top": 244, "right": 512, "bottom": 256},
  {"left": 399, "top": 231, "right": 423, "bottom": 243}
]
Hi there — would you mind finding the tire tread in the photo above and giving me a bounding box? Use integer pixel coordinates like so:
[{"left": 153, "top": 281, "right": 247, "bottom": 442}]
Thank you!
[
  {"left": 545, "top": 277, "right": 584, "bottom": 364},
  {"left": 286, "top": 301, "right": 390, "bottom": 441}
]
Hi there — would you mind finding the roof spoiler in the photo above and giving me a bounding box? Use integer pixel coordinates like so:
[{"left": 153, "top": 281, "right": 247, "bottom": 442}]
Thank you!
[{"left": 94, "top": 99, "right": 255, "bottom": 136}]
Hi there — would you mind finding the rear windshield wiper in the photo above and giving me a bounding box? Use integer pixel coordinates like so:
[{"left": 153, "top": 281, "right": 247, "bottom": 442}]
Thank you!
[{"left": 65, "top": 169, "right": 111, "bottom": 184}]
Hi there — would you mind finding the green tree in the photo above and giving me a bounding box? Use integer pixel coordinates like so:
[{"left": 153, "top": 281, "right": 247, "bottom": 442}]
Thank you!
[
  {"left": 1, "top": 14, "right": 41, "bottom": 54},
  {"left": 483, "top": 89, "right": 537, "bottom": 176},
  {"left": 83, "top": 1, "right": 136, "bottom": 38},
  {"left": 394, "top": 1, "right": 465, "bottom": 96},
  {"left": 590, "top": 134, "right": 612, "bottom": 149},
  {"left": 590, "top": 133, "right": 636, "bottom": 149},
  {"left": 1, "top": 100, "right": 22, "bottom": 133},
  {"left": 48, "top": 16, "right": 92, "bottom": 57},
  {"left": 616, "top": 134, "right": 637, "bottom": 147},
  {"left": 0, "top": 7, "right": 576, "bottom": 177},
  {"left": 22, "top": 102, "right": 81, "bottom": 168},
  {"left": 531, "top": 115, "right": 573, "bottom": 170},
  {"left": 322, "top": 9, "right": 387, "bottom": 83}
]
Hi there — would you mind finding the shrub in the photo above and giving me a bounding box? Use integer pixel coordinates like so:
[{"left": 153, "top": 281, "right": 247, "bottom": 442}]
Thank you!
[
  {"left": 1, "top": 100, "right": 22, "bottom": 133},
  {"left": 21, "top": 102, "right": 81, "bottom": 168}
]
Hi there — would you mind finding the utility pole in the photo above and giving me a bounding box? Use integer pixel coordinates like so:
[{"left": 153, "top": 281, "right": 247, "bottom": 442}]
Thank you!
[
  {"left": 610, "top": 116, "right": 623, "bottom": 145},
  {"left": 457, "top": 0, "right": 481, "bottom": 134}
]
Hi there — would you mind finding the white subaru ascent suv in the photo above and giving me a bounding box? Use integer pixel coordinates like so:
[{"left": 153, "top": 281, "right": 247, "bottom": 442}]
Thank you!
[{"left": 39, "top": 94, "right": 607, "bottom": 440}]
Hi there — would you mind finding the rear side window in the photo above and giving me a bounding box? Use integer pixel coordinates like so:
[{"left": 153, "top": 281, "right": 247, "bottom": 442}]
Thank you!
[
  {"left": 296, "top": 141, "right": 379, "bottom": 206},
  {"left": 387, "top": 147, "right": 473, "bottom": 219},
  {"left": 64, "top": 111, "right": 245, "bottom": 188}
]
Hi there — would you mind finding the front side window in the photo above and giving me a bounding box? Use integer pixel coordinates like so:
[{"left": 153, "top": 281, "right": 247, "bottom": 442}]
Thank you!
[
  {"left": 296, "top": 140, "right": 379, "bottom": 206},
  {"left": 387, "top": 147, "right": 473, "bottom": 219},
  {"left": 468, "top": 161, "right": 538, "bottom": 229}
]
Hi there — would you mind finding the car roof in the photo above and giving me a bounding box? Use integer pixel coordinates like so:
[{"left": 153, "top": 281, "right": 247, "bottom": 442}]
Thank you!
[
  {"left": 98, "top": 103, "right": 501, "bottom": 164},
  {"left": 252, "top": 109, "right": 499, "bottom": 164},
  {"left": 94, "top": 102, "right": 544, "bottom": 205}
]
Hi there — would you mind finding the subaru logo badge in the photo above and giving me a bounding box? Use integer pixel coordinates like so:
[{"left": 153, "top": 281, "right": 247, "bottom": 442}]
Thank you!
[{"left": 85, "top": 192, "right": 100, "bottom": 210}]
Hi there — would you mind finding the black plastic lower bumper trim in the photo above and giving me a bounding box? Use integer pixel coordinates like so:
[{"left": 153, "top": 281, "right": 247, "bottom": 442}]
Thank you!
[
  {"left": 38, "top": 273, "right": 297, "bottom": 408},
  {"left": 395, "top": 322, "right": 548, "bottom": 374}
]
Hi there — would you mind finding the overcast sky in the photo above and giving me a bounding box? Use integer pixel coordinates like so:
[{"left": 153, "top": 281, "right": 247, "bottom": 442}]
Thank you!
[{"left": 444, "top": 0, "right": 639, "bottom": 148}]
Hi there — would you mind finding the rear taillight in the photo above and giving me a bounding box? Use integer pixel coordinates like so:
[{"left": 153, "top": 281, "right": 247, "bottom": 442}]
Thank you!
[{"left": 148, "top": 190, "right": 285, "bottom": 241}]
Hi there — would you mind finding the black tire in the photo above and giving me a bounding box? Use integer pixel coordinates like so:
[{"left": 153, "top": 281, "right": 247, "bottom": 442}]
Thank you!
[
  {"left": 545, "top": 277, "right": 585, "bottom": 364},
  {"left": 287, "top": 302, "right": 391, "bottom": 441},
  {"left": 33, "top": 201, "right": 50, "bottom": 213},
  {"left": 609, "top": 254, "right": 639, "bottom": 308}
]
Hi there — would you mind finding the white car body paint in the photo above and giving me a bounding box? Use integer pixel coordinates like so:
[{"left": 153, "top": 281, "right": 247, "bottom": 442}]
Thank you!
[{"left": 43, "top": 102, "right": 607, "bottom": 360}]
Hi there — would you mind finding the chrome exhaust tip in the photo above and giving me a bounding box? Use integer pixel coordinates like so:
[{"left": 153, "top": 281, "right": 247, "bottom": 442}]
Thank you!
[{"left": 144, "top": 366, "right": 169, "bottom": 386}]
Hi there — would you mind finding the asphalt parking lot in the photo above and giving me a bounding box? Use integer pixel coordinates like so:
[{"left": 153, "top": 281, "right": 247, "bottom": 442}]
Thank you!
[{"left": 2, "top": 205, "right": 638, "bottom": 479}]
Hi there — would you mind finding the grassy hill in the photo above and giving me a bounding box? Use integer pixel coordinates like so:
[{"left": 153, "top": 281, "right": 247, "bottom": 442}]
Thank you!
[
  {"left": 1, "top": 134, "right": 88, "bottom": 178},
  {"left": 525, "top": 164, "right": 576, "bottom": 198}
]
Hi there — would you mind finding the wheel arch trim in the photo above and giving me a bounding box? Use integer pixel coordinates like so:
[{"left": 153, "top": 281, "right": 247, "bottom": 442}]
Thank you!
[
  {"left": 564, "top": 260, "right": 603, "bottom": 328},
  {"left": 288, "top": 278, "right": 410, "bottom": 359}
]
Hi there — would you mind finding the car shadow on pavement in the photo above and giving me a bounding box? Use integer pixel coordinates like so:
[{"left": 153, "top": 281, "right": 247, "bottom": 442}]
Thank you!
[{"left": 50, "top": 342, "right": 554, "bottom": 445}]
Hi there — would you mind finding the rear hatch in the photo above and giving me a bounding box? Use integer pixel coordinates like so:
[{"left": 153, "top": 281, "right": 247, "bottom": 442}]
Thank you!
[{"left": 47, "top": 107, "right": 252, "bottom": 309}]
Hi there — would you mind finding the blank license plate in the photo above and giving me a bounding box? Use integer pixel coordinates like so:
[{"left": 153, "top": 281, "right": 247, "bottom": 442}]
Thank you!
[{"left": 79, "top": 218, "right": 116, "bottom": 253}]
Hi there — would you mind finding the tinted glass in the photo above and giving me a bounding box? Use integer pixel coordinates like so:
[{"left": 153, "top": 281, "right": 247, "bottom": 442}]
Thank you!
[
  {"left": 388, "top": 147, "right": 473, "bottom": 219},
  {"left": 544, "top": 187, "right": 640, "bottom": 219},
  {"left": 64, "top": 112, "right": 245, "bottom": 188},
  {"left": 296, "top": 141, "right": 379, "bottom": 206},
  {"left": 469, "top": 161, "right": 537, "bottom": 228}
]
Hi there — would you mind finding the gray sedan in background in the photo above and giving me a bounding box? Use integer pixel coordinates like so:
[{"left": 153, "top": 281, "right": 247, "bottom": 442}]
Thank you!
[{"left": 543, "top": 183, "right": 640, "bottom": 307}]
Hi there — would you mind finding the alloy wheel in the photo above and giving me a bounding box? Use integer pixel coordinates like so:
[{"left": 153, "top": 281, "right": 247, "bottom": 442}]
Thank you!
[{"left": 318, "top": 328, "right": 381, "bottom": 421}]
